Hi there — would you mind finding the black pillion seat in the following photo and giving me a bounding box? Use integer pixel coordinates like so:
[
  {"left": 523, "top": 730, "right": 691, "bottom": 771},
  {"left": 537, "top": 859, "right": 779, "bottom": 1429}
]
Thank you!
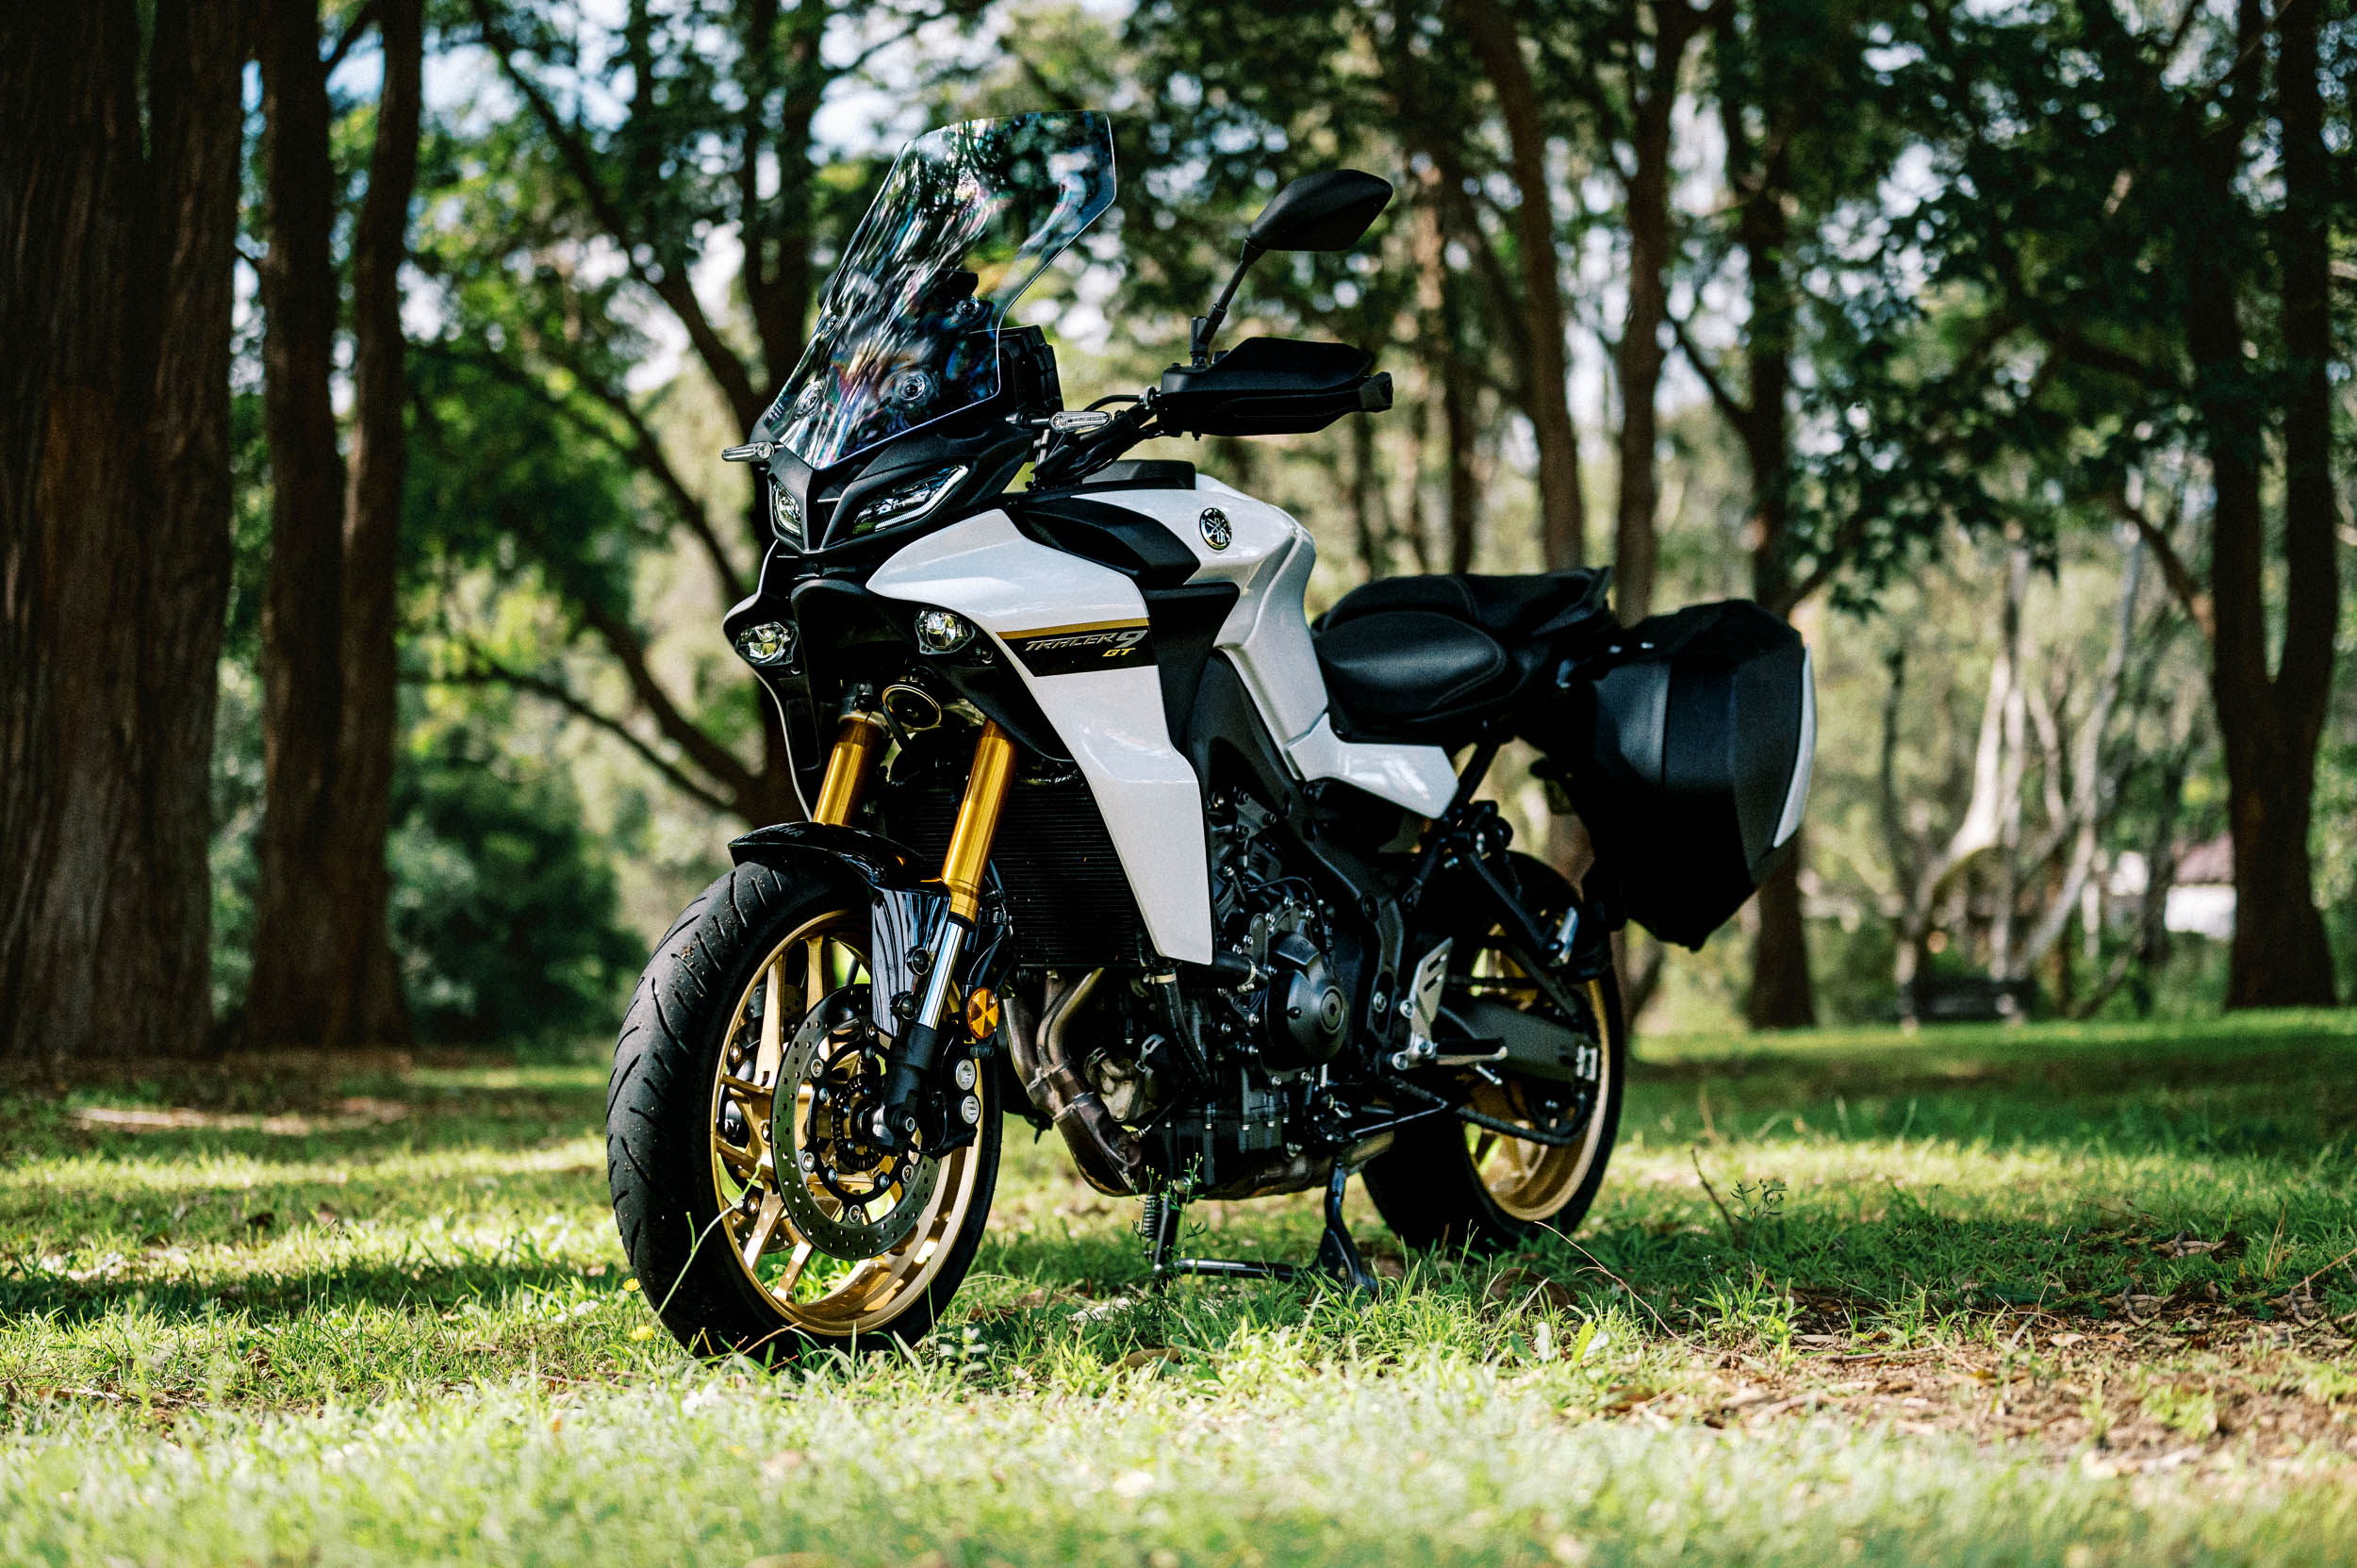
[{"left": 1311, "top": 568, "right": 1615, "bottom": 745}]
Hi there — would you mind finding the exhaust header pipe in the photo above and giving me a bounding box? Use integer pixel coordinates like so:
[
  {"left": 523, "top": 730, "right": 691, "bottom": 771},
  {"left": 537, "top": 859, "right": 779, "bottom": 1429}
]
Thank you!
[{"left": 1003, "top": 970, "right": 1146, "bottom": 1196}]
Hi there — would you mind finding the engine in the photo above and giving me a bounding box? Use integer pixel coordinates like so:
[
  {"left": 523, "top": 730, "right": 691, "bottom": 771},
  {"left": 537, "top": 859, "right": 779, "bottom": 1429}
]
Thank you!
[
  {"left": 1201, "top": 791, "right": 1351, "bottom": 1068},
  {"left": 1059, "top": 791, "right": 1362, "bottom": 1197}
]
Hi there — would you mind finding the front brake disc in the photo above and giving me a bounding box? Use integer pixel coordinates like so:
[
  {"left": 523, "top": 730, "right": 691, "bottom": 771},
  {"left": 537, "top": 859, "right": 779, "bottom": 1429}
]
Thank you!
[{"left": 770, "top": 989, "right": 940, "bottom": 1259}]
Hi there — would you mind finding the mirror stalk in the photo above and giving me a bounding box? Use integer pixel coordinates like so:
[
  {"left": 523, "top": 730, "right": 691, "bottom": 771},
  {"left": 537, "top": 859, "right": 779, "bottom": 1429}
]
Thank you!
[{"left": 1190, "top": 240, "right": 1265, "bottom": 365}]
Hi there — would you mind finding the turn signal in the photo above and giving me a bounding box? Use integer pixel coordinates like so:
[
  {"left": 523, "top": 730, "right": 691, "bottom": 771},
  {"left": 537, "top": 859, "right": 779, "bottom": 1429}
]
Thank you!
[{"left": 964, "top": 986, "right": 1000, "bottom": 1040}]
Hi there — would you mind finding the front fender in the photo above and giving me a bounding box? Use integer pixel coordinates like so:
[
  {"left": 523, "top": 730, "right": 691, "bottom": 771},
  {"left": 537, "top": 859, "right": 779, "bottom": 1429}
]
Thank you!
[
  {"left": 728, "top": 820, "right": 925, "bottom": 886},
  {"left": 727, "top": 822, "right": 947, "bottom": 1042}
]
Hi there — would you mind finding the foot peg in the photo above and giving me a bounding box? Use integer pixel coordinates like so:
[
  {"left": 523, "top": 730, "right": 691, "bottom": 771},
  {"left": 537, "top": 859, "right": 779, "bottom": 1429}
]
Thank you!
[{"left": 1143, "top": 1163, "right": 1380, "bottom": 1294}]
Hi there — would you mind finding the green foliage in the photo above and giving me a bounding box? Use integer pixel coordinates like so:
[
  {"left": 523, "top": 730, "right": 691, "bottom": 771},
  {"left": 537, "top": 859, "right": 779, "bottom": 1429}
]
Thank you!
[{"left": 387, "top": 734, "right": 641, "bottom": 1044}]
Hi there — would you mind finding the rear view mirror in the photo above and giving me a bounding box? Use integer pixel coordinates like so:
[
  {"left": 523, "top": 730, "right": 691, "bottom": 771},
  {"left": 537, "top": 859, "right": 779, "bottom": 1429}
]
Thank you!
[
  {"left": 1189, "top": 168, "right": 1395, "bottom": 365},
  {"left": 1245, "top": 170, "right": 1394, "bottom": 253}
]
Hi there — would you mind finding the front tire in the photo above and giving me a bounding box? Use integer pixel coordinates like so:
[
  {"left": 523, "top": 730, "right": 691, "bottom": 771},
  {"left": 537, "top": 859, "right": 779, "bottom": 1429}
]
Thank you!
[{"left": 608, "top": 862, "right": 999, "bottom": 1361}]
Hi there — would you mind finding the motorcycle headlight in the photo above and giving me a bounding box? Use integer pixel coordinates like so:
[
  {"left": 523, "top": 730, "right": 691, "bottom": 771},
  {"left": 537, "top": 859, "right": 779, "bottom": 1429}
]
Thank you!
[
  {"left": 769, "top": 479, "right": 804, "bottom": 549},
  {"left": 838, "top": 465, "right": 968, "bottom": 540}
]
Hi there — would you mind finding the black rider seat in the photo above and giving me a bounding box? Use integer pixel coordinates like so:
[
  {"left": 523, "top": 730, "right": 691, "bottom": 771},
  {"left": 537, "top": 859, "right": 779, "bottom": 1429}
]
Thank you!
[{"left": 1312, "top": 568, "right": 1614, "bottom": 745}]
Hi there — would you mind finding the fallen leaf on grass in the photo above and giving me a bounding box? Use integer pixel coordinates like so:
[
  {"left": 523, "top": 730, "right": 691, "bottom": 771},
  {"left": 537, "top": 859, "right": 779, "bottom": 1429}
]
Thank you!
[
  {"left": 1485, "top": 1267, "right": 1576, "bottom": 1312},
  {"left": 1117, "top": 1347, "right": 1184, "bottom": 1371},
  {"left": 2050, "top": 1332, "right": 2086, "bottom": 1347},
  {"left": 2153, "top": 1232, "right": 2239, "bottom": 1259}
]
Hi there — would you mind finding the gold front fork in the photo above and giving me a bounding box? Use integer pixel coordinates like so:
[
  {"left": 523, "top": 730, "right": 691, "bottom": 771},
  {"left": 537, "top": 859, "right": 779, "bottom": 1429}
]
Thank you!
[
  {"left": 806, "top": 701, "right": 1017, "bottom": 910},
  {"left": 810, "top": 701, "right": 889, "bottom": 827},
  {"left": 939, "top": 720, "right": 1016, "bottom": 921}
]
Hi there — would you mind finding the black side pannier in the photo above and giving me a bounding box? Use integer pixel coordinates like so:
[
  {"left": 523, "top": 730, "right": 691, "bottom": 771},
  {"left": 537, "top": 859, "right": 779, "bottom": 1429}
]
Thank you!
[{"left": 1523, "top": 600, "right": 1815, "bottom": 949}]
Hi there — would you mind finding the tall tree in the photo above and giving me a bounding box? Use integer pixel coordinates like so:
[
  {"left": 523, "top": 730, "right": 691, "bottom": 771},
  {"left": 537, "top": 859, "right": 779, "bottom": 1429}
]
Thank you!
[
  {"left": 332, "top": 0, "right": 426, "bottom": 1044},
  {"left": 247, "top": 0, "right": 426, "bottom": 1048},
  {"left": 1885, "top": 0, "right": 2347, "bottom": 1008},
  {"left": 1457, "top": 0, "right": 1591, "bottom": 571},
  {"left": 1679, "top": 0, "right": 1898, "bottom": 1026},
  {"left": 2214, "top": 0, "right": 2338, "bottom": 1007},
  {"left": 0, "top": 0, "right": 242, "bottom": 1065},
  {"left": 247, "top": 0, "right": 361, "bottom": 1048},
  {"left": 1543, "top": 0, "right": 1710, "bottom": 620}
]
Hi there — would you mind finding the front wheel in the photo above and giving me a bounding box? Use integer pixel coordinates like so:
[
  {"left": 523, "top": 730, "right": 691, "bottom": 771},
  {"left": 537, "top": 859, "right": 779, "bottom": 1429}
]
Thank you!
[
  {"left": 607, "top": 862, "right": 999, "bottom": 1361},
  {"left": 1363, "top": 862, "right": 1625, "bottom": 1255}
]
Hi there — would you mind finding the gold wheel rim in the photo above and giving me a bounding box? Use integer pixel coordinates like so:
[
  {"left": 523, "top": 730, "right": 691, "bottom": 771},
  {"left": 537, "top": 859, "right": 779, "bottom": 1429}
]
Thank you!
[
  {"left": 1465, "top": 974, "right": 1613, "bottom": 1223},
  {"left": 707, "top": 910, "right": 984, "bottom": 1338}
]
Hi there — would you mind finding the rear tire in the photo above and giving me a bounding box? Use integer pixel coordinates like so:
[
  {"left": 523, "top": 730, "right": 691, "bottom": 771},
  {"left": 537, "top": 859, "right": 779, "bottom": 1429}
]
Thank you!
[
  {"left": 1363, "top": 861, "right": 1626, "bottom": 1256},
  {"left": 608, "top": 862, "right": 999, "bottom": 1362}
]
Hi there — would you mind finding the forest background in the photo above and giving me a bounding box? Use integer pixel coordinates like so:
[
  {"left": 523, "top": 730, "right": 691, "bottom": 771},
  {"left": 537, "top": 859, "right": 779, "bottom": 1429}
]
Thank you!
[{"left": 5, "top": 0, "right": 2352, "bottom": 1065}]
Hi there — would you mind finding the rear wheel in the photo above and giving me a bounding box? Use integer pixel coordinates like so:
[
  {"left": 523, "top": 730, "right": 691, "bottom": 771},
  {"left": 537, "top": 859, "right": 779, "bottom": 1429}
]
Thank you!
[
  {"left": 1363, "top": 862, "right": 1625, "bottom": 1255},
  {"left": 608, "top": 862, "right": 999, "bottom": 1361}
]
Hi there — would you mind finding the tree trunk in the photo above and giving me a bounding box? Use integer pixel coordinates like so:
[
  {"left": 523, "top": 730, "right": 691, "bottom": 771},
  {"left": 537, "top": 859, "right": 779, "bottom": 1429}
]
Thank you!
[
  {"left": 1746, "top": 846, "right": 1815, "bottom": 1029},
  {"left": 1720, "top": 41, "right": 1816, "bottom": 1028},
  {"left": 1458, "top": 0, "right": 1587, "bottom": 570},
  {"left": 0, "top": 0, "right": 240, "bottom": 1066},
  {"left": 329, "top": 0, "right": 423, "bottom": 1046},
  {"left": 135, "top": 0, "right": 246, "bottom": 1059},
  {"left": 2184, "top": 0, "right": 2338, "bottom": 1009},
  {"left": 247, "top": 0, "right": 354, "bottom": 1048},
  {"left": 1612, "top": 3, "right": 1700, "bottom": 623}
]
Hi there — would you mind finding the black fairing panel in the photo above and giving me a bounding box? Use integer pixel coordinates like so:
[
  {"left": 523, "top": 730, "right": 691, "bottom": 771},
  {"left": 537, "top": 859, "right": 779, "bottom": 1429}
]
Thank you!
[
  {"left": 1143, "top": 582, "right": 1239, "bottom": 748},
  {"left": 1009, "top": 492, "right": 1238, "bottom": 751},
  {"left": 1012, "top": 495, "right": 1199, "bottom": 588},
  {"left": 1525, "top": 600, "right": 1809, "bottom": 949}
]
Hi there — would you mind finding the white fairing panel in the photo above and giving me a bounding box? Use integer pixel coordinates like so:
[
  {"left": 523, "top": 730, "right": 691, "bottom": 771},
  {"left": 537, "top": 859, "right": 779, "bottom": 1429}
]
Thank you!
[
  {"left": 1077, "top": 478, "right": 1458, "bottom": 817},
  {"left": 1772, "top": 646, "right": 1816, "bottom": 849},
  {"left": 867, "top": 510, "right": 1213, "bottom": 963},
  {"left": 1284, "top": 715, "right": 1459, "bottom": 819}
]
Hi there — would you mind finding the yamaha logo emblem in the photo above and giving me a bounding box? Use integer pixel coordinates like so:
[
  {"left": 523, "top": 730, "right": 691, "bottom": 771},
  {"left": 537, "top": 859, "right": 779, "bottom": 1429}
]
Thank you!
[{"left": 1198, "top": 506, "right": 1232, "bottom": 550}]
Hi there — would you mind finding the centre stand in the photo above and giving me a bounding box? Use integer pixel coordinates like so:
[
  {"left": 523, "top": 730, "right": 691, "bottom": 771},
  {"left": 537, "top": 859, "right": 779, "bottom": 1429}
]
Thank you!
[{"left": 1140, "top": 1161, "right": 1382, "bottom": 1294}]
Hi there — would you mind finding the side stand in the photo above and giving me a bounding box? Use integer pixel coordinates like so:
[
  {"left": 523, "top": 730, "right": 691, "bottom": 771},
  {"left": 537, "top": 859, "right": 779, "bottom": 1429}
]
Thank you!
[{"left": 1145, "top": 1162, "right": 1381, "bottom": 1294}]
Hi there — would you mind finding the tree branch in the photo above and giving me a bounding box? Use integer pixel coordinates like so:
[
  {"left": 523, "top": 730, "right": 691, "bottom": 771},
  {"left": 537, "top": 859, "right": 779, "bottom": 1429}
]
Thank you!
[
  {"left": 1669, "top": 310, "right": 1748, "bottom": 426},
  {"left": 417, "top": 662, "right": 739, "bottom": 816},
  {"left": 469, "top": 0, "right": 765, "bottom": 430},
  {"left": 420, "top": 341, "right": 752, "bottom": 603},
  {"left": 577, "top": 379, "right": 754, "bottom": 602},
  {"left": 2106, "top": 486, "right": 2212, "bottom": 638},
  {"left": 576, "top": 600, "right": 762, "bottom": 811},
  {"left": 322, "top": 0, "right": 382, "bottom": 74}
]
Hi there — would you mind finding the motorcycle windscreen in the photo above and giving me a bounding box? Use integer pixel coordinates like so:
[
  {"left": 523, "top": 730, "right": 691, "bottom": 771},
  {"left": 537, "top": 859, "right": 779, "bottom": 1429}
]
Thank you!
[{"left": 763, "top": 113, "right": 1116, "bottom": 470}]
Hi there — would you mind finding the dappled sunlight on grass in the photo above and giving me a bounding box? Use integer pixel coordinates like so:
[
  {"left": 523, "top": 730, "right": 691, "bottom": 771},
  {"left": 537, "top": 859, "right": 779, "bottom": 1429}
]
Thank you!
[{"left": 1, "top": 1015, "right": 2354, "bottom": 1562}]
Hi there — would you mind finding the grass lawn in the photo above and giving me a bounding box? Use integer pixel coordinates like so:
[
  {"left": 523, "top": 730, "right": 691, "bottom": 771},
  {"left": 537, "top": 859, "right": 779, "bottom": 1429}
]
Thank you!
[{"left": 3, "top": 1012, "right": 2355, "bottom": 1565}]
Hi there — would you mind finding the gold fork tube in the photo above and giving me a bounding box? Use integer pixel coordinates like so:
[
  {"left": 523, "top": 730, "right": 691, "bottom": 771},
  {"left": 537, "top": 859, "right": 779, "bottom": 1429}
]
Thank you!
[
  {"left": 810, "top": 706, "right": 888, "bottom": 827},
  {"left": 940, "top": 720, "right": 1017, "bottom": 923}
]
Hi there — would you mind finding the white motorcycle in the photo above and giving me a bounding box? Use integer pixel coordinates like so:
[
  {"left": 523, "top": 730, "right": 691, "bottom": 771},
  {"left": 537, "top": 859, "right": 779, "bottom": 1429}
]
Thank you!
[{"left": 608, "top": 112, "right": 1814, "bottom": 1360}]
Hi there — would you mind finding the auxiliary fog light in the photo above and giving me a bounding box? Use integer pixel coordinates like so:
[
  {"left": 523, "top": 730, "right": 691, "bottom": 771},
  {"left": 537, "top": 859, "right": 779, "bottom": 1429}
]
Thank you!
[
  {"left": 733, "top": 620, "right": 797, "bottom": 668},
  {"left": 915, "top": 608, "right": 975, "bottom": 655}
]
